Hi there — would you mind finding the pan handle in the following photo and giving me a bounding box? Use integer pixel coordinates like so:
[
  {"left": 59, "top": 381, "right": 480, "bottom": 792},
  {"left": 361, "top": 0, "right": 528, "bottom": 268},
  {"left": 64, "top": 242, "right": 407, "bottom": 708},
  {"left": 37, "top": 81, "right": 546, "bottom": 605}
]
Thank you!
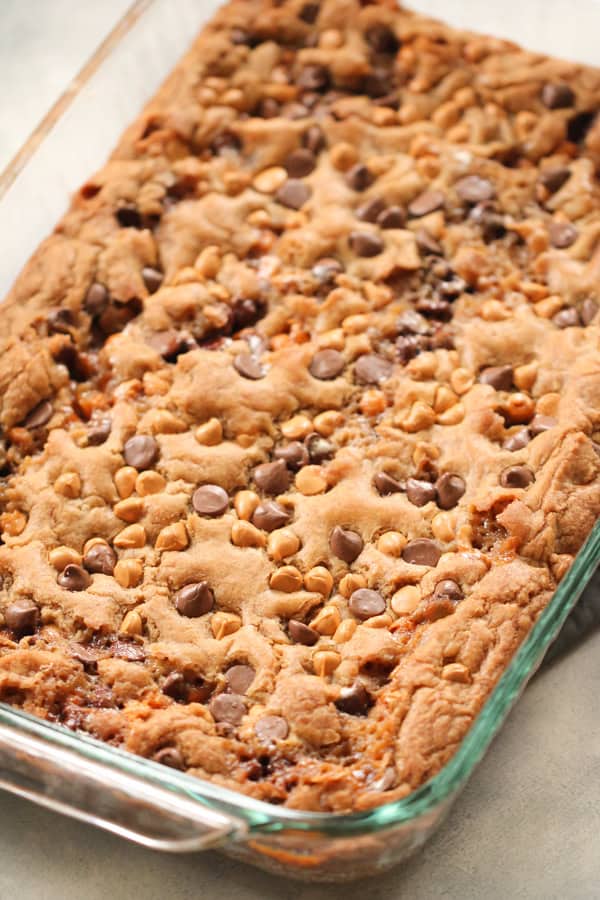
[{"left": 0, "top": 719, "right": 247, "bottom": 852}]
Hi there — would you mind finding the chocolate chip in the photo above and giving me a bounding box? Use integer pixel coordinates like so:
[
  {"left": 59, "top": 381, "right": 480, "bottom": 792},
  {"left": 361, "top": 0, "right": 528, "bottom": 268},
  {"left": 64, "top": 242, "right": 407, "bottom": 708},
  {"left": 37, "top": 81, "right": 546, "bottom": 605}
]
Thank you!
[
  {"left": 174, "top": 582, "right": 214, "bottom": 617},
  {"left": 365, "top": 24, "right": 399, "bottom": 54},
  {"left": 256, "top": 96, "right": 282, "bottom": 118},
  {"left": 296, "top": 65, "right": 330, "bottom": 91},
  {"left": 479, "top": 365, "right": 513, "bottom": 391},
  {"left": 416, "top": 228, "right": 443, "bottom": 255},
  {"left": 23, "top": 400, "right": 53, "bottom": 429},
  {"left": 284, "top": 149, "right": 316, "bottom": 177},
  {"left": 233, "top": 353, "right": 265, "bottom": 380},
  {"left": 83, "top": 544, "right": 117, "bottom": 576},
  {"left": 231, "top": 297, "right": 264, "bottom": 331},
  {"left": 255, "top": 715, "right": 289, "bottom": 742},
  {"left": 406, "top": 478, "right": 437, "bottom": 507},
  {"left": 123, "top": 435, "right": 159, "bottom": 470},
  {"left": 192, "top": 484, "right": 229, "bottom": 517},
  {"left": 348, "top": 230, "right": 384, "bottom": 257},
  {"left": 4, "top": 599, "right": 39, "bottom": 636},
  {"left": 57, "top": 564, "right": 91, "bottom": 591},
  {"left": 432, "top": 579, "right": 463, "bottom": 603},
  {"left": 153, "top": 747, "right": 184, "bottom": 769},
  {"left": 349, "top": 588, "right": 386, "bottom": 620},
  {"left": 47, "top": 308, "right": 75, "bottom": 334},
  {"left": 469, "top": 203, "right": 507, "bottom": 242},
  {"left": 566, "top": 110, "right": 595, "bottom": 143},
  {"left": 87, "top": 418, "right": 112, "bottom": 446},
  {"left": 252, "top": 500, "right": 291, "bottom": 532},
  {"left": 500, "top": 465, "right": 535, "bottom": 488},
  {"left": 402, "top": 539, "right": 442, "bottom": 567},
  {"left": 161, "top": 672, "right": 187, "bottom": 700},
  {"left": 549, "top": 221, "right": 578, "bottom": 248},
  {"left": 225, "top": 664, "right": 255, "bottom": 694},
  {"left": 539, "top": 167, "right": 570, "bottom": 194},
  {"left": 304, "top": 433, "right": 334, "bottom": 463},
  {"left": 503, "top": 428, "right": 531, "bottom": 451},
  {"left": 303, "top": 125, "right": 325, "bottom": 154},
  {"left": 553, "top": 306, "right": 580, "bottom": 328},
  {"left": 254, "top": 460, "right": 290, "bottom": 495},
  {"left": 372, "top": 91, "right": 400, "bottom": 109},
  {"left": 377, "top": 205, "right": 405, "bottom": 229},
  {"left": 116, "top": 205, "right": 143, "bottom": 228},
  {"left": 373, "top": 472, "right": 404, "bottom": 495},
  {"left": 147, "top": 329, "right": 182, "bottom": 361},
  {"left": 312, "top": 257, "right": 343, "bottom": 284},
  {"left": 299, "top": 2, "right": 319, "bottom": 23},
  {"left": 97, "top": 297, "right": 142, "bottom": 335},
  {"left": 435, "top": 473, "right": 466, "bottom": 510},
  {"left": 309, "top": 349, "right": 345, "bottom": 380},
  {"left": 69, "top": 642, "right": 101, "bottom": 671},
  {"left": 275, "top": 442, "right": 309, "bottom": 471},
  {"left": 396, "top": 335, "right": 426, "bottom": 364},
  {"left": 580, "top": 298, "right": 599, "bottom": 326},
  {"left": 356, "top": 197, "right": 386, "bottom": 222},
  {"left": 230, "top": 27, "right": 252, "bottom": 45},
  {"left": 408, "top": 189, "right": 445, "bottom": 218},
  {"left": 346, "top": 164, "right": 375, "bottom": 191},
  {"left": 335, "top": 681, "right": 372, "bottom": 715},
  {"left": 529, "top": 415, "right": 557, "bottom": 435},
  {"left": 455, "top": 175, "right": 496, "bottom": 204},
  {"left": 354, "top": 353, "right": 393, "bottom": 385},
  {"left": 210, "top": 693, "right": 246, "bottom": 725},
  {"left": 288, "top": 619, "right": 319, "bottom": 645},
  {"left": 276, "top": 179, "right": 311, "bottom": 209},
  {"left": 112, "top": 638, "right": 147, "bottom": 663},
  {"left": 212, "top": 130, "right": 242, "bottom": 154},
  {"left": 541, "top": 82, "right": 575, "bottom": 109},
  {"left": 329, "top": 525, "right": 363, "bottom": 563},
  {"left": 415, "top": 296, "right": 452, "bottom": 321},
  {"left": 141, "top": 266, "right": 163, "bottom": 294},
  {"left": 84, "top": 282, "right": 109, "bottom": 316}
]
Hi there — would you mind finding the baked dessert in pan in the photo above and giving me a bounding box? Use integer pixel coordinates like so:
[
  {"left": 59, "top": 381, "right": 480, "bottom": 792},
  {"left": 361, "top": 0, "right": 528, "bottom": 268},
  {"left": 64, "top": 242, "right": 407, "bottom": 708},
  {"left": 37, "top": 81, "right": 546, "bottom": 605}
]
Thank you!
[{"left": 0, "top": 0, "right": 598, "bottom": 812}]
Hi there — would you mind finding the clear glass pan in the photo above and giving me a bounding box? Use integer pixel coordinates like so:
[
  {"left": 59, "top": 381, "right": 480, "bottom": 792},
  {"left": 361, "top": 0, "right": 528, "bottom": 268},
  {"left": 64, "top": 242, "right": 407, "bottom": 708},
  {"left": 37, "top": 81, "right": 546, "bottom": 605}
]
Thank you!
[{"left": 0, "top": 0, "right": 598, "bottom": 881}]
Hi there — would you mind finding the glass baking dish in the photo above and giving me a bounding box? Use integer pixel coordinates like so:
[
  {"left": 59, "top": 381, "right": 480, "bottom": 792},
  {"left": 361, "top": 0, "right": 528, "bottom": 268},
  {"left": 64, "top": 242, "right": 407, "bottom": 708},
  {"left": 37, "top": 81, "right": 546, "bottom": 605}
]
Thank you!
[{"left": 0, "top": 0, "right": 598, "bottom": 881}]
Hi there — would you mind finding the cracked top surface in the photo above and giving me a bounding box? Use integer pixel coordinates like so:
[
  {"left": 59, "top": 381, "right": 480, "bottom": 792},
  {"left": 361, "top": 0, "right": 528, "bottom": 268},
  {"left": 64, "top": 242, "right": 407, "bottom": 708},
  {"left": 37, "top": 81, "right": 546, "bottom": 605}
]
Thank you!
[{"left": 0, "top": 0, "right": 599, "bottom": 812}]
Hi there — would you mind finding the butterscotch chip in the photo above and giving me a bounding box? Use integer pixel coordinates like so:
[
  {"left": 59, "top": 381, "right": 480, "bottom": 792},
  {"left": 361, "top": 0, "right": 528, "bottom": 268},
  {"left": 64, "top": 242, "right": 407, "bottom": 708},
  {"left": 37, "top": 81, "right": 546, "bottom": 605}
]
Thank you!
[
  {"left": 267, "top": 528, "right": 300, "bottom": 560},
  {"left": 114, "top": 524, "right": 146, "bottom": 549},
  {"left": 54, "top": 472, "right": 81, "bottom": 498},
  {"left": 210, "top": 612, "right": 241, "bottom": 640},
  {"left": 309, "top": 604, "right": 340, "bottom": 635},
  {"left": 269, "top": 566, "right": 303, "bottom": 592},
  {"left": 313, "top": 410, "right": 344, "bottom": 436},
  {"left": 304, "top": 566, "right": 333, "bottom": 597},
  {"left": 377, "top": 532, "right": 407, "bottom": 556},
  {"left": 48, "top": 547, "right": 82, "bottom": 571},
  {"left": 114, "top": 467, "right": 138, "bottom": 499},
  {"left": 119, "top": 610, "right": 143, "bottom": 637},
  {"left": 114, "top": 559, "right": 143, "bottom": 588},
  {"left": 313, "top": 650, "right": 341, "bottom": 677},
  {"left": 391, "top": 586, "right": 421, "bottom": 616},
  {"left": 155, "top": 522, "right": 189, "bottom": 551},
  {"left": 339, "top": 573, "right": 366, "bottom": 598},
  {"left": 194, "top": 418, "right": 223, "bottom": 445},
  {"left": 231, "top": 520, "right": 266, "bottom": 548},
  {"left": 114, "top": 498, "right": 144, "bottom": 523},
  {"left": 295, "top": 465, "right": 327, "bottom": 495},
  {"left": 135, "top": 471, "right": 166, "bottom": 496}
]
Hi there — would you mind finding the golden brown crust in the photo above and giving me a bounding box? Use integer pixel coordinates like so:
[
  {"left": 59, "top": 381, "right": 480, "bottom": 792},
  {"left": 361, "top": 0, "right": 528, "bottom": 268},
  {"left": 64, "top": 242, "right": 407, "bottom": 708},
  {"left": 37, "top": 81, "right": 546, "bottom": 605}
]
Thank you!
[{"left": 0, "top": 0, "right": 599, "bottom": 811}]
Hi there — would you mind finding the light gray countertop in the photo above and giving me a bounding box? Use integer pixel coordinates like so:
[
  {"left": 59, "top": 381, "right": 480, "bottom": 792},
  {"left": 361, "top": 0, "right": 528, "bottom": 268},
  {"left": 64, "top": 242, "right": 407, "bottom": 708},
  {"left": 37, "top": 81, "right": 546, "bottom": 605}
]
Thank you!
[{"left": 0, "top": 2, "right": 598, "bottom": 898}]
